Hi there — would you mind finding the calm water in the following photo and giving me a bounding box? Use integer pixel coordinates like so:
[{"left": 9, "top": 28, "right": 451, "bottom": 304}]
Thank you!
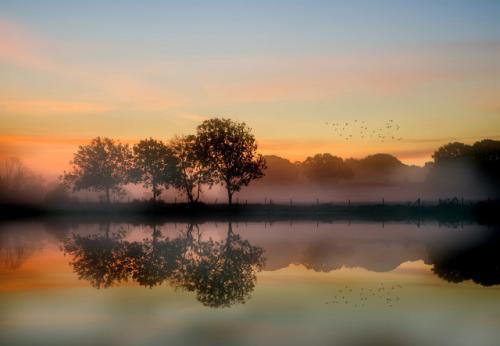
[{"left": 1, "top": 220, "right": 499, "bottom": 346}]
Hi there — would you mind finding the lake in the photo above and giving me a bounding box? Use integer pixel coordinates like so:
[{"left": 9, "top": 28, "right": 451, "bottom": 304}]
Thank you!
[{"left": 1, "top": 220, "right": 499, "bottom": 346}]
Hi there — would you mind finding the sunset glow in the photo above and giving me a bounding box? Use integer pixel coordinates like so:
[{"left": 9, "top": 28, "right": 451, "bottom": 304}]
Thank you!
[{"left": 1, "top": 1, "right": 500, "bottom": 178}]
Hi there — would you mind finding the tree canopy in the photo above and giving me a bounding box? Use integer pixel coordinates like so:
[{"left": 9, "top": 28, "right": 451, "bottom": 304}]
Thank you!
[
  {"left": 302, "top": 153, "right": 353, "bottom": 184},
  {"left": 170, "top": 135, "right": 211, "bottom": 203},
  {"left": 63, "top": 137, "right": 133, "bottom": 203},
  {"left": 194, "top": 118, "right": 266, "bottom": 205},
  {"left": 132, "top": 138, "right": 178, "bottom": 201}
]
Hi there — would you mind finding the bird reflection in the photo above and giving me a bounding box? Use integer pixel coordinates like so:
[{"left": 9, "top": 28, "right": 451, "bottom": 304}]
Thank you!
[{"left": 62, "top": 222, "right": 266, "bottom": 308}]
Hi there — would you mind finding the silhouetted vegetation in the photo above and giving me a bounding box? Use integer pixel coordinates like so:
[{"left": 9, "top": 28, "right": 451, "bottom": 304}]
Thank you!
[
  {"left": 131, "top": 138, "right": 178, "bottom": 202},
  {"left": 1, "top": 116, "right": 499, "bottom": 214},
  {"left": 63, "top": 137, "right": 134, "bottom": 203},
  {"left": 194, "top": 118, "right": 266, "bottom": 205},
  {"left": 428, "top": 139, "right": 500, "bottom": 195},
  {"left": 170, "top": 135, "right": 211, "bottom": 203},
  {"left": 62, "top": 118, "right": 266, "bottom": 205},
  {"left": 302, "top": 153, "right": 354, "bottom": 184}
]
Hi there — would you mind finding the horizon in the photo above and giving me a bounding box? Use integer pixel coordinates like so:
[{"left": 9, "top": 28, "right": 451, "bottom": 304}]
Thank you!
[{"left": 3, "top": 132, "right": 498, "bottom": 180}]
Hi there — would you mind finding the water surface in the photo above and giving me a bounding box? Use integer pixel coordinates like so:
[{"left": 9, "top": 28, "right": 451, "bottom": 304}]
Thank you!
[{"left": 1, "top": 221, "right": 499, "bottom": 345}]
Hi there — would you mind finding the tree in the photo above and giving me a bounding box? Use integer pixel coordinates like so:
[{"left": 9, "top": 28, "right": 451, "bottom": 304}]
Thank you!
[
  {"left": 432, "top": 142, "right": 472, "bottom": 164},
  {"left": 0, "top": 157, "right": 43, "bottom": 203},
  {"left": 170, "top": 135, "right": 211, "bottom": 203},
  {"left": 132, "top": 138, "right": 178, "bottom": 201},
  {"left": 301, "top": 153, "right": 353, "bottom": 184},
  {"left": 194, "top": 118, "right": 266, "bottom": 205},
  {"left": 260, "top": 155, "right": 299, "bottom": 184},
  {"left": 471, "top": 139, "right": 500, "bottom": 188},
  {"left": 63, "top": 137, "right": 133, "bottom": 203}
]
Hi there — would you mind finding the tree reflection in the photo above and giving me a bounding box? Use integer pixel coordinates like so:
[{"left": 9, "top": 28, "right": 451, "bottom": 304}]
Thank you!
[
  {"left": 173, "top": 222, "right": 265, "bottom": 307},
  {"left": 62, "top": 222, "right": 266, "bottom": 307},
  {"left": 126, "top": 225, "right": 181, "bottom": 288},
  {"left": 0, "top": 229, "right": 40, "bottom": 270},
  {"left": 430, "top": 229, "right": 500, "bottom": 286},
  {"left": 63, "top": 223, "right": 129, "bottom": 288}
]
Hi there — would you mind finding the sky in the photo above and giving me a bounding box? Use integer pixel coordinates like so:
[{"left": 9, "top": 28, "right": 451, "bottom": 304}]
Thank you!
[{"left": 1, "top": 0, "right": 500, "bottom": 175}]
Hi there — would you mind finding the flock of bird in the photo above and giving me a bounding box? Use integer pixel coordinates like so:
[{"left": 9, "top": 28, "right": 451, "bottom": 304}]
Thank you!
[
  {"left": 324, "top": 283, "right": 403, "bottom": 308},
  {"left": 325, "top": 119, "right": 403, "bottom": 142}
]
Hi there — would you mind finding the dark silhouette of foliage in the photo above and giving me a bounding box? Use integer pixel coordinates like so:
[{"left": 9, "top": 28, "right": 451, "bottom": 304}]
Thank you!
[
  {"left": 348, "top": 153, "right": 404, "bottom": 174},
  {"left": 429, "top": 139, "right": 500, "bottom": 195},
  {"left": 63, "top": 137, "right": 133, "bottom": 203},
  {"left": 432, "top": 142, "right": 472, "bottom": 163},
  {"left": 301, "top": 153, "right": 353, "bottom": 184},
  {"left": 63, "top": 224, "right": 129, "bottom": 288},
  {"left": 132, "top": 138, "right": 178, "bottom": 201},
  {"left": 170, "top": 135, "right": 211, "bottom": 203},
  {"left": 194, "top": 118, "right": 266, "bottom": 205},
  {"left": 471, "top": 139, "right": 500, "bottom": 188}
]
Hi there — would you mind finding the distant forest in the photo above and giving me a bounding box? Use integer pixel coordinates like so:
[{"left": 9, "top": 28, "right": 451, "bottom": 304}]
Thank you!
[{"left": 1, "top": 117, "right": 499, "bottom": 205}]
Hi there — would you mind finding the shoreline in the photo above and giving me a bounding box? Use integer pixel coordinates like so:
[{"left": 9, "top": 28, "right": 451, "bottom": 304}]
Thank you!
[{"left": 1, "top": 200, "right": 498, "bottom": 224}]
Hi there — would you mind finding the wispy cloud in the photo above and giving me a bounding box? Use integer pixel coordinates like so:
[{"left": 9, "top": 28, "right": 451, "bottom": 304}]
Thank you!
[
  {"left": 0, "top": 18, "right": 184, "bottom": 114},
  {"left": 0, "top": 98, "right": 110, "bottom": 114}
]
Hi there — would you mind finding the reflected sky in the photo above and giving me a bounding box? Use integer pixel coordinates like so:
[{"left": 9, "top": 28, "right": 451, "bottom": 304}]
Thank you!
[{"left": 1, "top": 221, "right": 500, "bottom": 345}]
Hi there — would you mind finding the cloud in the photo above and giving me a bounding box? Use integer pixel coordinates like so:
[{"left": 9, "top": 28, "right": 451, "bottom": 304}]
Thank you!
[
  {"left": 0, "top": 98, "right": 110, "bottom": 114},
  {"left": 201, "top": 55, "right": 446, "bottom": 105},
  {"left": 0, "top": 18, "right": 184, "bottom": 113}
]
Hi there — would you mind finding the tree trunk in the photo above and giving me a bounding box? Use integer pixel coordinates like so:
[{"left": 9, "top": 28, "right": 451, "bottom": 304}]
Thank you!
[
  {"left": 152, "top": 181, "right": 157, "bottom": 202},
  {"left": 227, "top": 187, "right": 233, "bottom": 206},
  {"left": 105, "top": 187, "right": 110, "bottom": 204}
]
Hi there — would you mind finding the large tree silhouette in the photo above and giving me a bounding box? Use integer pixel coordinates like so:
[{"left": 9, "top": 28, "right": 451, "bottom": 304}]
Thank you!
[
  {"left": 170, "top": 135, "right": 211, "bottom": 203},
  {"left": 63, "top": 137, "right": 133, "bottom": 203},
  {"left": 194, "top": 118, "right": 266, "bottom": 205},
  {"left": 132, "top": 138, "right": 178, "bottom": 201}
]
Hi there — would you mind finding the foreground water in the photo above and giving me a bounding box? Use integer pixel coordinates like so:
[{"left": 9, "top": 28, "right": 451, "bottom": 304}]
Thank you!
[{"left": 1, "top": 220, "right": 499, "bottom": 346}]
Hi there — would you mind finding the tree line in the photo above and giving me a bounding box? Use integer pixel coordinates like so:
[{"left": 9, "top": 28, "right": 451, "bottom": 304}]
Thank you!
[{"left": 63, "top": 118, "right": 266, "bottom": 205}]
